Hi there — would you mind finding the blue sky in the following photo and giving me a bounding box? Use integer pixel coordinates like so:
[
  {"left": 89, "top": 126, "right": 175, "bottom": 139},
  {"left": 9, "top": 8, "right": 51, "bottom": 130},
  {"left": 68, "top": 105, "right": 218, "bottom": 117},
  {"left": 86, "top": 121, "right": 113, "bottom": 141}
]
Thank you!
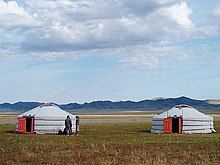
[{"left": 0, "top": 0, "right": 220, "bottom": 103}]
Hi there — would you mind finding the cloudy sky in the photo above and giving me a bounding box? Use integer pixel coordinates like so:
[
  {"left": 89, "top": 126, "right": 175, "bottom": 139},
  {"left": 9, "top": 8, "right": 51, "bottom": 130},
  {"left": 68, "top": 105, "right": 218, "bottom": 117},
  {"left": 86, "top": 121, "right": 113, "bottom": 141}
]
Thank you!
[{"left": 0, "top": 0, "right": 220, "bottom": 103}]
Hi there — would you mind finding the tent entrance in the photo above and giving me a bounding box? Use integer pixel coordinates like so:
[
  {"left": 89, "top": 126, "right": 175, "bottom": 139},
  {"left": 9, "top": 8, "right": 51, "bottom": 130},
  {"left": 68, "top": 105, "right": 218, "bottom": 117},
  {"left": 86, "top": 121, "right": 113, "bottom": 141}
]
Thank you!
[
  {"left": 172, "top": 118, "right": 180, "bottom": 133},
  {"left": 18, "top": 117, "right": 26, "bottom": 133},
  {"left": 17, "top": 116, "right": 35, "bottom": 133},
  {"left": 26, "top": 116, "right": 34, "bottom": 133},
  {"left": 163, "top": 117, "right": 182, "bottom": 134}
]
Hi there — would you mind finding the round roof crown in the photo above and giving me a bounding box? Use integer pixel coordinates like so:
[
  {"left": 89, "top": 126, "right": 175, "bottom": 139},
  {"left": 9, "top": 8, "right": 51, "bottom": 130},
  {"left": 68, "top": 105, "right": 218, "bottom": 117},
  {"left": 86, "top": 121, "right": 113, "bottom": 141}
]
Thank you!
[
  {"left": 175, "top": 104, "right": 190, "bottom": 109},
  {"left": 40, "top": 103, "right": 54, "bottom": 108}
]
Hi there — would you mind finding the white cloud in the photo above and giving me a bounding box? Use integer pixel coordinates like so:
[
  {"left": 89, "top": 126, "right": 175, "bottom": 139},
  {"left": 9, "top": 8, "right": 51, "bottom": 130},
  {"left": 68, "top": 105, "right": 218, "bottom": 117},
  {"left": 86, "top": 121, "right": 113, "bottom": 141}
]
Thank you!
[
  {"left": 122, "top": 0, "right": 178, "bottom": 16},
  {"left": 0, "top": 0, "right": 40, "bottom": 28},
  {"left": 0, "top": 0, "right": 219, "bottom": 71},
  {"left": 117, "top": 42, "right": 194, "bottom": 70},
  {"left": 122, "top": 56, "right": 161, "bottom": 70},
  {"left": 20, "top": 1, "right": 199, "bottom": 53},
  {"left": 213, "top": 6, "right": 220, "bottom": 17},
  {"left": 159, "top": 2, "right": 195, "bottom": 29},
  {"left": 0, "top": 0, "right": 28, "bottom": 16}
]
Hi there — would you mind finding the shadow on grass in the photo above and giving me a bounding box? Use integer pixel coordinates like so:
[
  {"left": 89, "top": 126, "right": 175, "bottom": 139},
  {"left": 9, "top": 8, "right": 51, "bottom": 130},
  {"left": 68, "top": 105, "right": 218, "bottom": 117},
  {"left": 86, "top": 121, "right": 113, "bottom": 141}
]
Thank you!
[
  {"left": 5, "top": 130, "right": 15, "bottom": 134},
  {"left": 139, "top": 129, "right": 151, "bottom": 133},
  {"left": 0, "top": 130, "right": 15, "bottom": 134}
]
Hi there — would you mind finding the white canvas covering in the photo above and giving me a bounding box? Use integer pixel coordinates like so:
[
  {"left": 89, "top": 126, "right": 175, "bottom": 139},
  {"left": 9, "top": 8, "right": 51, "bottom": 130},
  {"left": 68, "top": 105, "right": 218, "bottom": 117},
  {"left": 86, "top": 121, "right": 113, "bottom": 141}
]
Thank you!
[
  {"left": 16, "top": 104, "right": 77, "bottom": 134},
  {"left": 151, "top": 105, "right": 215, "bottom": 134}
]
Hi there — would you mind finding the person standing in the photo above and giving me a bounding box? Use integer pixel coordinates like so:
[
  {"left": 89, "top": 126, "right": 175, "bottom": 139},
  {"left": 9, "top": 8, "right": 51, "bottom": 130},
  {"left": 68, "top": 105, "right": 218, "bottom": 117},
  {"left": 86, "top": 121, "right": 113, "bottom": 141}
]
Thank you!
[{"left": 65, "top": 115, "right": 72, "bottom": 136}]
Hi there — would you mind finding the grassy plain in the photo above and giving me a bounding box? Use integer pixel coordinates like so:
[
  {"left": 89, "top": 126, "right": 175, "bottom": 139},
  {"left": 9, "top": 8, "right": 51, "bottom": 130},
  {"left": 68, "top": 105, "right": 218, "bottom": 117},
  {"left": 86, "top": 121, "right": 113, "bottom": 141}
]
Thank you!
[{"left": 0, "top": 121, "right": 220, "bottom": 164}]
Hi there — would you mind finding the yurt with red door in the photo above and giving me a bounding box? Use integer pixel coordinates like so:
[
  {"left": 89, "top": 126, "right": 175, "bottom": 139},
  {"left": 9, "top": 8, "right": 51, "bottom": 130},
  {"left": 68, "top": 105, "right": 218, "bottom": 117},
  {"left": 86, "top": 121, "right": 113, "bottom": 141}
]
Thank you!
[
  {"left": 16, "top": 103, "right": 79, "bottom": 134},
  {"left": 151, "top": 104, "right": 215, "bottom": 134}
]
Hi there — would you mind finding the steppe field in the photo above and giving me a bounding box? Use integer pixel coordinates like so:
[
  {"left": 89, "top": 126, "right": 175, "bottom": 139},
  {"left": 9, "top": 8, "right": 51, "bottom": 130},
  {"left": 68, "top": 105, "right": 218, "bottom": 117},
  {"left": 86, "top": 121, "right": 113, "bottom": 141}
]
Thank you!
[{"left": 0, "top": 114, "right": 220, "bottom": 164}]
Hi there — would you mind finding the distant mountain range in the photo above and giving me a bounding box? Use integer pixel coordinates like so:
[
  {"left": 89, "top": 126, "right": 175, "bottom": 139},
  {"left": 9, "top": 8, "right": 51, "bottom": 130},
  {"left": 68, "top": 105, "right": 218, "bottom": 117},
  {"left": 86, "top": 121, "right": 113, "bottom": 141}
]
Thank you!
[{"left": 0, "top": 96, "right": 220, "bottom": 113}]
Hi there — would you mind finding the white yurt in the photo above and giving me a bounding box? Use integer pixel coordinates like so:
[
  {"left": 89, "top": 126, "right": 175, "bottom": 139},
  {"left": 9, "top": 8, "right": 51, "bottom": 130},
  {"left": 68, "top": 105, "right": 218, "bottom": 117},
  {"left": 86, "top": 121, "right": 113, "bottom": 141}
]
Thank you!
[
  {"left": 16, "top": 103, "right": 79, "bottom": 134},
  {"left": 151, "top": 104, "right": 215, "bottom": 134}
]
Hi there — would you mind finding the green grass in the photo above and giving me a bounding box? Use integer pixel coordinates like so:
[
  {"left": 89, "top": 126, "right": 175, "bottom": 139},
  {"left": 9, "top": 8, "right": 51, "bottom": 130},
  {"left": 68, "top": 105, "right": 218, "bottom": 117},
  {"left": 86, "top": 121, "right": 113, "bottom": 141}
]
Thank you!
[{"left": 0, "top": 122, "right": 220, "bottom": 164}]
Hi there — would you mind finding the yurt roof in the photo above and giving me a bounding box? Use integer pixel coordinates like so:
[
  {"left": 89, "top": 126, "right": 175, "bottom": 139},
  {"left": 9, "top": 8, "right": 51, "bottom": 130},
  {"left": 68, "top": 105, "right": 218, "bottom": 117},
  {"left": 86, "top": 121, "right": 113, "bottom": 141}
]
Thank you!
[
  {"left": 18, "top": 103, "right": 74, "bottom": 118},
  {"left": 153, "top": 104, "right": 212, "bottom": 120}
]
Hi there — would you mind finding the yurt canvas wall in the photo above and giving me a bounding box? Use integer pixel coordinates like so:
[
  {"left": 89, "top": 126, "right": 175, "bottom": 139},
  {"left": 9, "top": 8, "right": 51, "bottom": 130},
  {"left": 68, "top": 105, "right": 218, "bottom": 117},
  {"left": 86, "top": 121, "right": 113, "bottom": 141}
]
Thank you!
[
  {"left": 151, "top": 104, "right": 215, "bottom": 134},
  {"left": 16, "top": 103, "right": 78, "bottom": 134}
]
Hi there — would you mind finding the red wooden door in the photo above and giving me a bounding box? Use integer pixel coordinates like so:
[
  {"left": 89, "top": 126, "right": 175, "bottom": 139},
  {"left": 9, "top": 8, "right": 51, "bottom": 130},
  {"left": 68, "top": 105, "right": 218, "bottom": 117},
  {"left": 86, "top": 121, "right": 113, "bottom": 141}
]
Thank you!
[
  {"left": 18, "top": 117, "right": 26, "bottom": 133},
  {"left": 163, "top": 118, "right": 172, "bottom": 134},
  {"left": 31, "top": 117, "right": 35, "bottom": 133},
  {"left": 178, "top": 117, "right": 183, "bottom": 134}
]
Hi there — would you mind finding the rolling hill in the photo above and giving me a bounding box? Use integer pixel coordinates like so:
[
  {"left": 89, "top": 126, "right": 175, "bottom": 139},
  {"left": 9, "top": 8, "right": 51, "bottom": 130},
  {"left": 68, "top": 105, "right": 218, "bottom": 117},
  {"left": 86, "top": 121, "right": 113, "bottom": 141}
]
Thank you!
[{"left": 1, "top": 96, "right": 220, "bottom": 113}]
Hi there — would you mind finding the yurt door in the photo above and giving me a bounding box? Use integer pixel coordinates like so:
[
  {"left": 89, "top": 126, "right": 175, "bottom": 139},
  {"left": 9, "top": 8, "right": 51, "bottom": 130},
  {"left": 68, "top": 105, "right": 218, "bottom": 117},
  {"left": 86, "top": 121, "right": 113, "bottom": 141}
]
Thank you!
[
  {"left": 172, "top": 117, "right": 183, "bottom": 134},
  {"left": 26, "top": 116, "right": 35, "bottom": 133},
  {"left": 178, "top": 117, "right": 183, "bottom": 134},
  {"left": 163, "top": 118, "right": 172, "bottom": 134},
  {"left": 18, "top": 117, "right": 26, "bottom": 133},
  {"left": 76, "top": 116, "right": 79, "bottom": 133}
]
